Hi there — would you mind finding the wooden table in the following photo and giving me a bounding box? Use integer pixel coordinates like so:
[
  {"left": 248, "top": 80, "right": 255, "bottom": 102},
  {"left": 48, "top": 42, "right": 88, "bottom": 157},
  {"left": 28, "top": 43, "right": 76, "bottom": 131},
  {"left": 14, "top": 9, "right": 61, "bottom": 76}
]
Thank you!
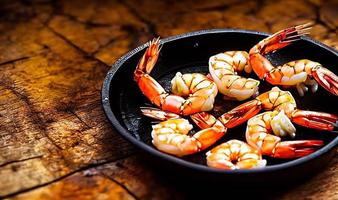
[{"left": 1, "top": 0, "right": 337, "bottom": 199}]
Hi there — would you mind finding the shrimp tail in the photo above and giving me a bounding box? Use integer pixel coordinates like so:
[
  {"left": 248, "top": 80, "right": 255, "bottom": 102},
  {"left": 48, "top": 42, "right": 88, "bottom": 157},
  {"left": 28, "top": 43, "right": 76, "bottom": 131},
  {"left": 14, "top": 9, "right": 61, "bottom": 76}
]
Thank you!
[
  {"left": 272, "top": 140, "right": 323, "bottom": 159},
  {"left": 194, "top": 127, "right": 226, "bottom": 150},
  {"left": 141, "top": 107, "right": 180, "bottom": 120},
  {"left": 190, "top": 112, "right": 227, "bottom": 133},
  {"left": 249, "top": 23, "right": 312, "bottom": 79},
  {"left": 291, "top": 110, "right": 338, "bottom": 131},
  {"left": 262, "top": 22, "right": 313, "bottom": 54},
  {"left": 190, "top": 112, "right": 218, "bottom": 129},
  {"left": 218, "top": 99, "right": 262, "bottom": 128},
  {"left": 134, "top": 37, "right": 161, "bottom": 80},
  {"left": 191, "top": 100, "right": 262, "bottom": 130},
  {"left": 133, "top": 38, "right": 167, "bottom": 107},
  {"left": 311, "top": 66, "right": 338, "bottom": 96}
]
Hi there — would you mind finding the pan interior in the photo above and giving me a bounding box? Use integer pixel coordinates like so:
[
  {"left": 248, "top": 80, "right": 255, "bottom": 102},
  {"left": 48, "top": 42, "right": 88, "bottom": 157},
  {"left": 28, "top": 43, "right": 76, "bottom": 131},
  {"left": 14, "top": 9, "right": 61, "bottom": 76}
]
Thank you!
[{"left": 109, "top": 31, "right": 338, "bottom": 168}]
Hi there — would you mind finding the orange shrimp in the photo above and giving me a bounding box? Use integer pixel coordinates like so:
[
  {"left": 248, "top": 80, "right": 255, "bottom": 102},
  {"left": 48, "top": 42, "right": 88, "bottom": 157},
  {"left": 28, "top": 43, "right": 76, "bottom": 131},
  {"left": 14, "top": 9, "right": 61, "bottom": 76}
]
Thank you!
[
  {"left": 249, "top": 23, "right": 338, "bottom": 96},
  {"left": 213, "top": 87, "right": 338, "bottom": 131},
  {"left": 190, "top": 87, "right": 337, "bottom": 158},
  {"left": 134, "top": 38, "right": 218, "bottom": 115},
  {"left": 209, "top": 51, "right": 260, "bottom": 101},
  {"left": 141, "top": 108, "right": 226, "bottom": 156},
  {"left": 142, "top": 108, "right": 267, "bottom": 165},
  {"left": 246, "top": 110, "right": 323, "bottom": 158},
  {"left": 191, "top": 110, "right": 325, "bottom": 159},
  {"left": 206, "top": 140, "right": 266, "bottom": 170}
]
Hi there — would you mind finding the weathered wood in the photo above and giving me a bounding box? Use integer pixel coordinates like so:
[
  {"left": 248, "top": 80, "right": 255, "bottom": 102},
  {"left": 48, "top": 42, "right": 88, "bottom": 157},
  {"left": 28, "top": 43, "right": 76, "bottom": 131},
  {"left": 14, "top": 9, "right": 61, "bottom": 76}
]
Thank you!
[
  {"left": 9, "top": 155, "right": 338, "bottom": 200},
  {"left": 10, "top": 155, "right": 183, "bottom": 200},
  {"left": 0, "top": 0, "right": 138, "bottom": 197},
  {"left": 0, "top": 0, "right": 337, "bottom": 199}
]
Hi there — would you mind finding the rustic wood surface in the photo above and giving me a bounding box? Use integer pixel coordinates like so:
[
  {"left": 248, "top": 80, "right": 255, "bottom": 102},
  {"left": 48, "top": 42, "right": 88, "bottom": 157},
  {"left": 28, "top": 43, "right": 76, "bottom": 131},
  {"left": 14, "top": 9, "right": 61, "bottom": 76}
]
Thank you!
[{"left": 0, "top": 0, "right": 337, "bottom": 199}]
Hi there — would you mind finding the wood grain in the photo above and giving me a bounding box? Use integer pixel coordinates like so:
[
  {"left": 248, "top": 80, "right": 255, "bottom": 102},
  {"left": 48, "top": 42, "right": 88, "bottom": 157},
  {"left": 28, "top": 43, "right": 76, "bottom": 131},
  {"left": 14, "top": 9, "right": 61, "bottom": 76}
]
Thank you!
[{"left": 0, "top": 0, "right": 337, "bottom": 199}]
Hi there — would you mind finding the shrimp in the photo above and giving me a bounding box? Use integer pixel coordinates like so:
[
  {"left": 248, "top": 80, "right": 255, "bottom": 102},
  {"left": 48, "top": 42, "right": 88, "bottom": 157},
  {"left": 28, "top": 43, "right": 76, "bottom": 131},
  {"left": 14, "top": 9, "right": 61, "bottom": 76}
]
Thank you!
[
  {"left": 142, "top": 108, "right": 267, "bottom": 165},
  {"left": 190, "top": 87, "right": 336, "bottom": 158},
  {"left": 213, "top": 87, "right": 338, "bottom": 131},
  {"left": 246, "top": 110, "right": 323, "bottom": 158},
  {"left": 146, "top": 110, "right": 226, "bottom": 156},
  {"left": 191, "top": 109, "right": 325, "bottom": 159},
  {"left": 134, "top": 38, "right": 218, "bottom": 115},
  {"left": 249, "top": 23, "right": 338, "bottom": 96},
  {"left": 209, "top": 51, "right": 260, "bottom": 101},
  {"left": 141, "top": 108, "right": 266, "bottom": 164},
  {"left": 206, "top": 140, "right": 266, "bottom": 170}
]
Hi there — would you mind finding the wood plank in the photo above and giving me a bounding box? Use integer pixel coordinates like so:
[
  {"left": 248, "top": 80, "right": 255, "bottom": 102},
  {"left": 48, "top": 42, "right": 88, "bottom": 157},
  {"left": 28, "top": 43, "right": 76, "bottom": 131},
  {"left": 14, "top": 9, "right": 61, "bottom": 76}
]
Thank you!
[
  {"left": 0, "top": 1, "right": 139, "bottom": 197},
  {"left": 10, "top": 155, "right": 183, "bottom": 200}
]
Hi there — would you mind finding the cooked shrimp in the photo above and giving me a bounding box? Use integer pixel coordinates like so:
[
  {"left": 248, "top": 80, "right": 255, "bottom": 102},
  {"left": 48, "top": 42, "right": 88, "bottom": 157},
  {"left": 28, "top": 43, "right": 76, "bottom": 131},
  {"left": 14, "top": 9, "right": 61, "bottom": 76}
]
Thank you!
[
  {"left": 249, "top": 23, "right": 338, "bottom": 96},
  {"left": 142, "top": 108, "right": 267, "bottom": 165},
  {"left": 246, "top": 110, "right": 323, "bottom": 158},
  {"left": 190, "top": 87, "right": 336, "bottom": 157},
  {"left": 206, "top": 139, "right": 266, "bottom": 170},
  {"left": 215, "top": 87, "right": 338, "bottom": 131},
  {"left": 134, "top": 38, "right": 218, "bottom": 115},
  {"left": 151, "top": 117, "right": 226, "bottom": 156},
  {"left": 209, "top": 51, "right": 260, "bottom": 101}
]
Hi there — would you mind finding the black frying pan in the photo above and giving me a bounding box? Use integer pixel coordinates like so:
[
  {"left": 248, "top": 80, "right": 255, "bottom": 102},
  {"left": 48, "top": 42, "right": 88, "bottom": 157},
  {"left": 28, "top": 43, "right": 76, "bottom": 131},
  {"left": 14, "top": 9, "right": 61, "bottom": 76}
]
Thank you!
[{"left": 101, "top": 29, "right": 338, "bottom": 184}]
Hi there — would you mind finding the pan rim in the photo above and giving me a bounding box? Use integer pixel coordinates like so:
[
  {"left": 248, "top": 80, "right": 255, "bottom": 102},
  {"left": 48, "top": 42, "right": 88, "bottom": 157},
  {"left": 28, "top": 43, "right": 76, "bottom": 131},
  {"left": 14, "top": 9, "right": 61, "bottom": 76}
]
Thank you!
[{"left": 101, "top": 28, "right": 338, "bottom": 174}]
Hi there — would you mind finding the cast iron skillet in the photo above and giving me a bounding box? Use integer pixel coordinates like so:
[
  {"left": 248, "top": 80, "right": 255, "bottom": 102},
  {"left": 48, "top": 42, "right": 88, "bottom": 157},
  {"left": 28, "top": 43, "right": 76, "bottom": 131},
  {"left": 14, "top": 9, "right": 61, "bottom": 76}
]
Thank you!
[{"left": 102, "top": 29, "right": 338, "bottom": 184}]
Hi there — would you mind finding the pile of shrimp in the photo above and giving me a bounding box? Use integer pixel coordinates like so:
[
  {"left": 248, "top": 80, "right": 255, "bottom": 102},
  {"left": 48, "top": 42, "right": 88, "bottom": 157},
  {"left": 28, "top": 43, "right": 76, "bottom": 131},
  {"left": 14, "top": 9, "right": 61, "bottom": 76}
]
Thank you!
[{"left": 134, "top": 23, "right": 338, "bottom": 170}]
